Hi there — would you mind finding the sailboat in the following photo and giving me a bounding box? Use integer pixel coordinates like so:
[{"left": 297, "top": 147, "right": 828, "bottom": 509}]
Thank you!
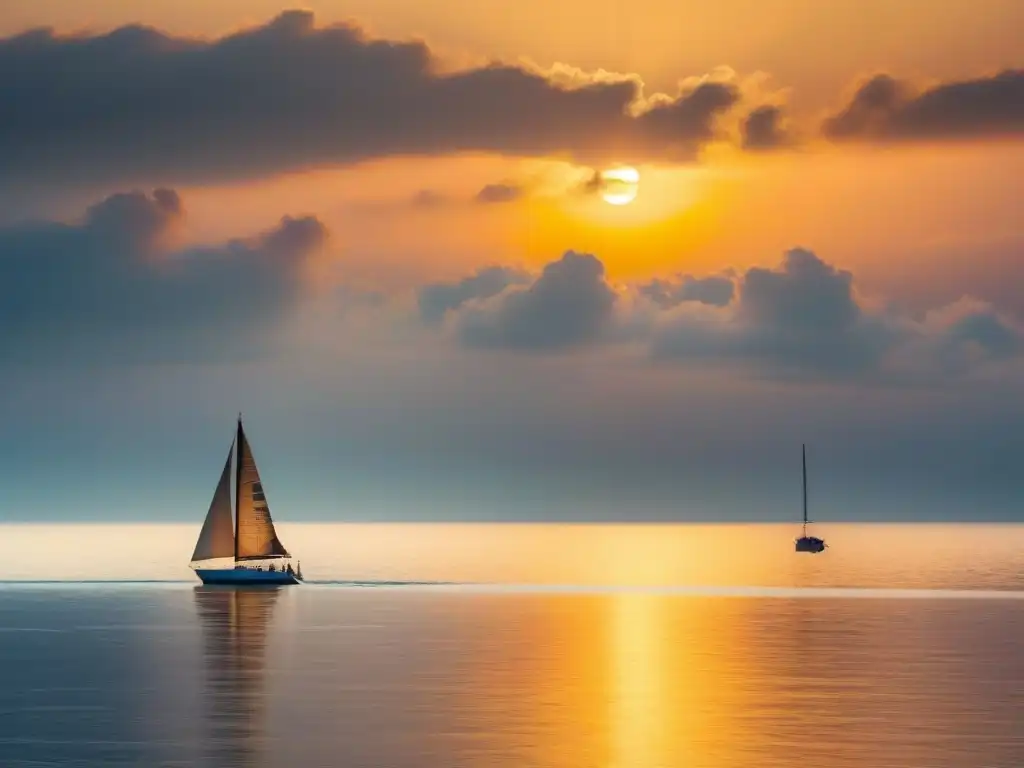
[
  {"left": 794, "top": 443, "right": 826, "bottom": 553},
  {"left": 190, "top": 415, "right": 303, "bottom": 584}
]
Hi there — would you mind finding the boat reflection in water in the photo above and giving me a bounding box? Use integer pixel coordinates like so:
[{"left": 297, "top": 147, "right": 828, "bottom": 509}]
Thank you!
[{"left": 194, "top": 585, "right": 281, "bottom": 768}]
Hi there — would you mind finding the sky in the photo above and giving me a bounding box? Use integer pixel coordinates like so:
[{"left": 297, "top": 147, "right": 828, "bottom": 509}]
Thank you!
[{"left": 1, "top": 0, "right": 1022, "bottom": 522}]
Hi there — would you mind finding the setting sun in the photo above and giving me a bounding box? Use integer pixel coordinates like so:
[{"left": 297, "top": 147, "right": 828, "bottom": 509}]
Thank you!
[{"left": 600, "top": 166, "right": 640, "bottom": 205}]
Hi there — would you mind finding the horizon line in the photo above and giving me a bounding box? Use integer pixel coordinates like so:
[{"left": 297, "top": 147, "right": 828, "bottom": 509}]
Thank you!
[{"left": 1, "top": 520, "right": 1023, "bottom": 526}]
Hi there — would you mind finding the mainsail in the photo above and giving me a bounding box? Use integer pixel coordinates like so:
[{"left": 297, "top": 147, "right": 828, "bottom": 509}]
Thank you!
[
  {"left": 234, "top": 421, "right": 290, "bottom": 560},
  {"left": 190, "top": 445, "right": 236, "bottom": 562}
]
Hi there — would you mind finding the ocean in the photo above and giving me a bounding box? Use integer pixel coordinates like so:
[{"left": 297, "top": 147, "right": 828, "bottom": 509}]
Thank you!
[{"left": 1, "top": 523, "right": 1022, "bottom": 767}]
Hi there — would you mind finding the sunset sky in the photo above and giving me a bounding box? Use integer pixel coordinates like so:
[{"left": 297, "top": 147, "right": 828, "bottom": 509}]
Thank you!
[{"left": 1, "top": 0, "right": 1022, "bottom": 521}]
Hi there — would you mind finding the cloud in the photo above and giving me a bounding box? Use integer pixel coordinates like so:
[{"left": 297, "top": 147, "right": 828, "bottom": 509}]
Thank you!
[
  {"left": 823, "top": 70, "right": 1024, "bottom": 142},
  {"left": 0, "top": 189, "right": 326, "bottom": 363},
  {"left": 455, "top": 252, "right": 617, "bottom": 350},
  {"left": 418, "top": 266, "right": 532, "bottom": 325},
  {"left": 651, "top": 248, "right": 895, "bottom": 376},
  {"left": 426, "top": 247, "right": 1023, "bottom": 381},
  {"left": 639, "top": 273, "right": 735, "bottom": 308},
  {"left": 921, "top": 297, "right": 1023, "bottom": 374},
  {"left": 475, "top": 183, "right": 524, "bottom": 204},
  {"left": 651, "top": 248, "right": 1024, "bottom": 380},
  {"left": 0, "top": 11, "right": 742, "bottom": 193},
  {"left": 634, "top": 80, "right": 739, "bottom": 143},
  {"left": 742, "top": 105, "right": 792, "bottom": 150}
]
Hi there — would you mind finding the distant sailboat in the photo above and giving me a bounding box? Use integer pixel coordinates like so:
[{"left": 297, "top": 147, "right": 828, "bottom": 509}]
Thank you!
[
  {"left": 190, "top": 415, "right": 303, "bottom": 584},
  {"left": 794, "top": 443, "right": 826, "bottom": 553}
]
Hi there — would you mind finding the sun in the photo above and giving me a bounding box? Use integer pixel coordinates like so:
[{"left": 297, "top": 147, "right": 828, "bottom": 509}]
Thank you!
[{"left": 600, "top": 166, "right": 640, "bottom": 205}]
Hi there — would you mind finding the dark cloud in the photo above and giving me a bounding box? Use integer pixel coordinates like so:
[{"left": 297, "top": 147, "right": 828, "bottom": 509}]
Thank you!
[
  {"left": 633, "top": 81, "right": 739, "bottom": 143},
  {"left": 418, "top": 266, "right": 531, "bottom": 325},
  {"left": 456, "top": 251, "right": 617, "bottom": 350},
  {"left": 639, "top": 273, "right": 735, "bottom": 308},
  {"left": 651, "top": 248, "right": 1024, "bottom": 380},
  {"left": 942, "top": 309, "right": 1021, "bottom": 359},
  {"left": 823, "top": 70, "right": 1024, "bottom": 142},
  {"left": 425, "top": 248, "right": 1023, "bottom": 378},
  {"left": 0, "top": 11, "right": 740, "bottom": 193},
  {"left": 740, "top": 248, "right": 859, "bottom": 331},
  {"left": 652, "top": 248, "right": 896, "bottom": 376},
  {"left": 742, "top": 105, "right": 791, "bottom": 150},
  {"left": 475, "top": 183, "right": 524, "bottom": 204},
  {"left": 0, "top": 189, "right": 326, "bottom": 363},
  {"left": 925, "top": 299, "right": 1023, "bottom": 374}
]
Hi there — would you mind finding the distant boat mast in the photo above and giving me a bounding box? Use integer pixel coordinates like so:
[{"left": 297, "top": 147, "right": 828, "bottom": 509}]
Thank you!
[{"left": 802, "top": 443, "right": 808, "bottom": 538}]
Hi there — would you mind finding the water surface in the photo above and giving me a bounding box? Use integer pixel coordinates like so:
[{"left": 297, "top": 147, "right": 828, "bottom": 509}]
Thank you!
[
  {"left": 1, "top": 524, "right": 1022, "bottom": 767},
  {"left": 3, "top": 522, "right": 1023, "bottom": 590}
]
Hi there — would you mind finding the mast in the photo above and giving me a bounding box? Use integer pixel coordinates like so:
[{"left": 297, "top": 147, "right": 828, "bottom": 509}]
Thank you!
[
  {"left": 234, "top": 413, "right": 243, "bottom": 562},
  {"left": 802, "top": 443, "right": 808, "bottom": 535}
]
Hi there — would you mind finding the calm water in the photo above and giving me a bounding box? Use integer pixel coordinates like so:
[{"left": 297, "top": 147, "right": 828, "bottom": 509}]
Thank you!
[{"left": 1, "top": 524, "right": 1023, "bottom": 767}]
